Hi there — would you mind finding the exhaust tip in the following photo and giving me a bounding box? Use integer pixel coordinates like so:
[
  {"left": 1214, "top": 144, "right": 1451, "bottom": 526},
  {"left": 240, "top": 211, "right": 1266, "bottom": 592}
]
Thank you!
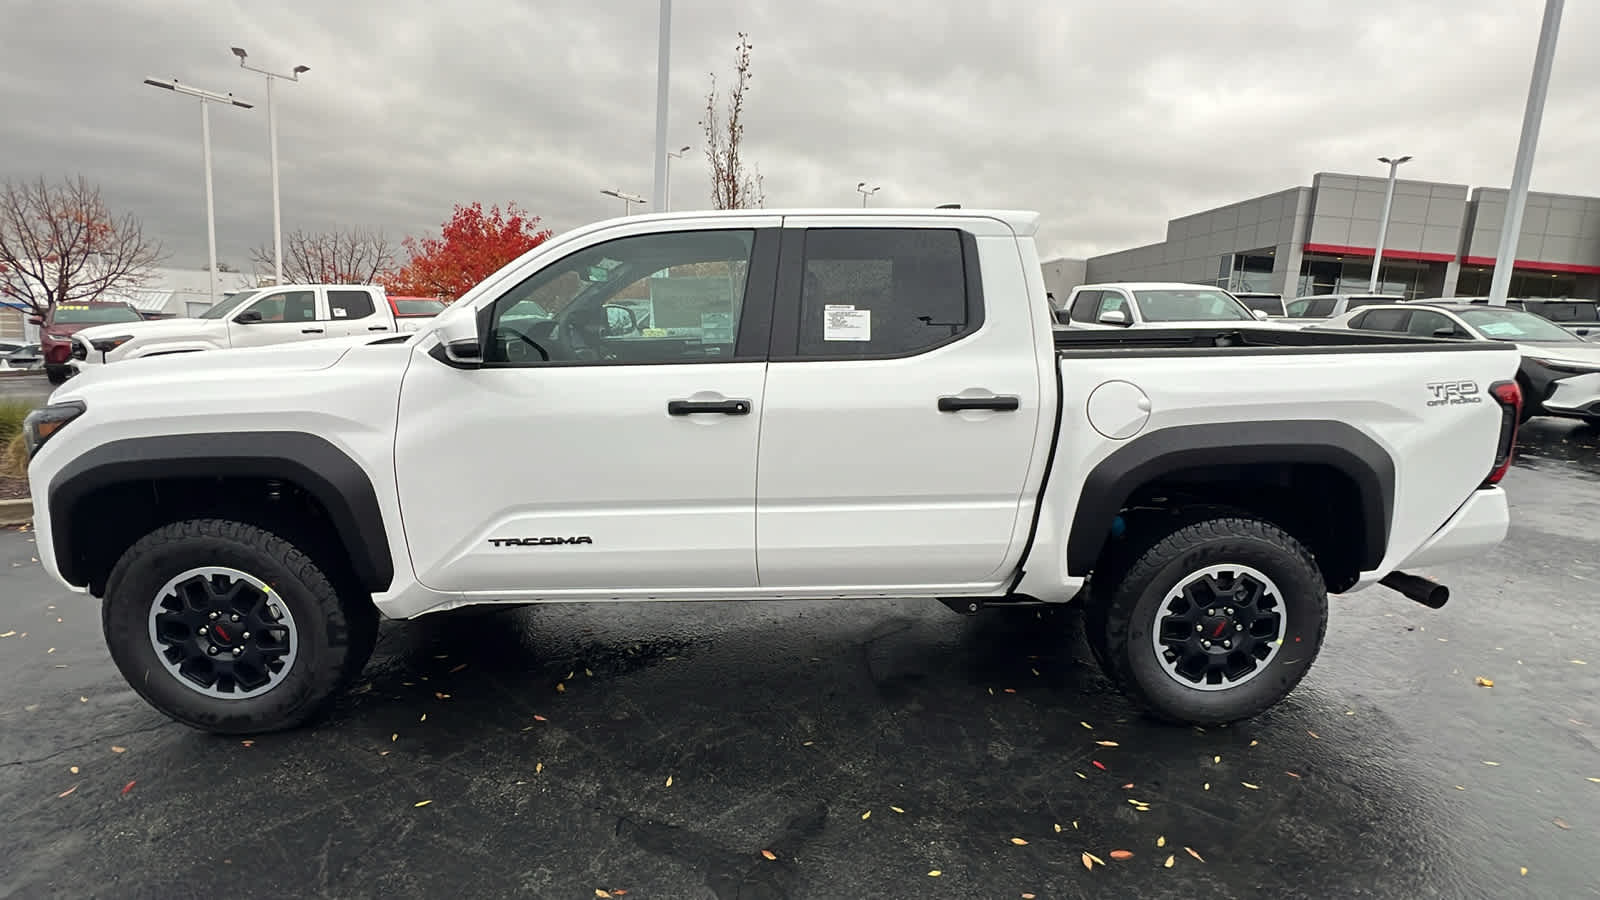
[{"left": 1380, "top": 571, "right": 1449, "bottom": 609}]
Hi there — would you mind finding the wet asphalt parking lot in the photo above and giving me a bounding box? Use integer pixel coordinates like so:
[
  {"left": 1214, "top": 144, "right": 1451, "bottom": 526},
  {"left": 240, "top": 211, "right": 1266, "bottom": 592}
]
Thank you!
[{"left": 1, "top": 411, "right": 1597, "bottom": 899}]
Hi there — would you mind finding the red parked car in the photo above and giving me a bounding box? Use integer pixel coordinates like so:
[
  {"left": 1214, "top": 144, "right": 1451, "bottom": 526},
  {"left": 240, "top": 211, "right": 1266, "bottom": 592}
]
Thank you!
[
  {"left": 31, "top": 301, "right": 144, "bottom": 384},
  {"left": 387, "top": 295, "right": 447, "bottom": 332}
]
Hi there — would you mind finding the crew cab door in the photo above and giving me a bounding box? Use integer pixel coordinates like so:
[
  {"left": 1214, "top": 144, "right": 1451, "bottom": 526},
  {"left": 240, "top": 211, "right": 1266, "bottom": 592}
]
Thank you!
[
  {"left": 227, "top": 288, "right": 328, "bottom": 347},
  {"left": 393, "top": 218, "right": 781, "bottom": 596},
  {"left": 324, "top": 288, "right": 392, "bottom": 337},
  {"left": 754, "top": 219, "right": 1049, "bottom": 590}
]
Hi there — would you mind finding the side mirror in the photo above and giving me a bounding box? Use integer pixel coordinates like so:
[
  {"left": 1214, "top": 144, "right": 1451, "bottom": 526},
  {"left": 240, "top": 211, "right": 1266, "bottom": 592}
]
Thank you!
[
  {"left": 1433, "top": 327, "right": 1458, "bottom": 338},
  {"left": 235, "top": 310, "right": 263, "bottom": 324},
  {"left": 1098, "top": 308, "right": 1130, "bottom": 326},
  {"left": 26, "top": 315, "right": 44, "bottom": 326},
  {"left": 1253, "top": 310, "right": 1270, "bottom": 321},
  {"left": 602, "top": 304, "right": 638, "bottom": 337},
  {"left": 1053, "top": 309, "right": 1071, "bottom": 325}
]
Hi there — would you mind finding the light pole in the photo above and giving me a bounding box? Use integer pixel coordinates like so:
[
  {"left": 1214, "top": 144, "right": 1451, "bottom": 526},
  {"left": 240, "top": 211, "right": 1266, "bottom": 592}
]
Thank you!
[
  {"left": 231, "top": 47, "right": 309, "bottom": 287},
  {"left": 1489, "top": 0, "right": 1564, "bottom": 305},
  {"left": 665, "top": 145, "right": 692, "bottom": 212},
  {"left": 143, "top": 77, "right": 253, "bottom": 305},
  {"left": 651, "top": 0, "right": 672, "bottom": 214},
  {"left": 1368, "top": 155, "right": 1412, "bottom": 293},
  {"left": 601, "top": 189, "right": 647, "bottom": 216},
  {"left": 856, "top": 182, "right": 881, "bottom": 207}
]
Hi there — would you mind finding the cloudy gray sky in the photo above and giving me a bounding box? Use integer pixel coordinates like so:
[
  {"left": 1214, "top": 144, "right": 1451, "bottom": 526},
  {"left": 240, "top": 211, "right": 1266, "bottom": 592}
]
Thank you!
[{"left": 4, "top": 0, "right": 1597, "bottom": 270}]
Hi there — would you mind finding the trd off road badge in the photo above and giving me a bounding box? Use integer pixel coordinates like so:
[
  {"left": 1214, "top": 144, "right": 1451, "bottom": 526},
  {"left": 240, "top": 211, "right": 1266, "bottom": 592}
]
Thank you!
[{"left": 1425, "top": 381, "right": 1483, "bottom": 407}]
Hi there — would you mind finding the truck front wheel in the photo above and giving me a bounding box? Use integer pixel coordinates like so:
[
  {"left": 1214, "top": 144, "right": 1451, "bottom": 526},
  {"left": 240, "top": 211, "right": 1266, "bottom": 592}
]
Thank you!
[
  {"left": 101, "top": 519, "right": 378, "bottom": 734},
  {"left": 1087, "top": 515, "right": 1327, "bottom": 725}
]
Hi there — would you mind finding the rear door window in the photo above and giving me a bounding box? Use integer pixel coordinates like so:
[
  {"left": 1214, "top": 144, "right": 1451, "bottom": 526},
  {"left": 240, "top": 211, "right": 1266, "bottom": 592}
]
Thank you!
[
  {"left": 1352, "top": 308, "right": 1410, "bottom": 332},
  {"left": 328, "top": 290, "right": 377, "bottom": 320}
]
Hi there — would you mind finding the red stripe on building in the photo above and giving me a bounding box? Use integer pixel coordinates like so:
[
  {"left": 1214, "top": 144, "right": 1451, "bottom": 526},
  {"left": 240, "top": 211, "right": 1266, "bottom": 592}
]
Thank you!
[
  {"left": 1302, "top": 243, "right": 1457, "bottom": 263},
  {"left": 1459, "top": 256, "right": 1600, "bottom": 275}
]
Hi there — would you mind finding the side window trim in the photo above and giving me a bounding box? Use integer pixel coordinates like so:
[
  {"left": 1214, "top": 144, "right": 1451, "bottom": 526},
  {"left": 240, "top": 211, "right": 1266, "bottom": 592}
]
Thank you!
[
  {"left": 1069, "top": 290, "right": 1101, "bottom": 323},
  {"left": 327, "top": 287, "right": 379, "bottom": 321},
  {"left": 477, "top": 226, "right": 780, "bottom": 369},
  {"left": 767, "top": 227, "right": 987, "bottom": 362}
]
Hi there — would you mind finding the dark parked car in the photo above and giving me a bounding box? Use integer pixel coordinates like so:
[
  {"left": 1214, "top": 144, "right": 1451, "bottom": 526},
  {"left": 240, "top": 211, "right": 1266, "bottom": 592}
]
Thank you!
[{"left": 30, "top": 301, "right": 144, "bottom": 383}]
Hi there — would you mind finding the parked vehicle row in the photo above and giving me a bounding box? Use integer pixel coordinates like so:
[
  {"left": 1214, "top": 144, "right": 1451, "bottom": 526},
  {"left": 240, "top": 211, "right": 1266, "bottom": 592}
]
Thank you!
[
  {"left": 31, "top": 301, "right": 146, "bottom": 384},
  {"left": 26, "top": 207, "right": 1521, "bottom": 735},
  {"left": 66, "top": 285, "right": 444, "bottom": 374}
]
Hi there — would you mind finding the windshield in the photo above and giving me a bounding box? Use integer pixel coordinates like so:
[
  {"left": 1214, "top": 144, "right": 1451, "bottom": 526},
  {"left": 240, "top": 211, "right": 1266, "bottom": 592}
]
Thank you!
[
  {"left": 1133, "top": 289, "right": 1250, "bottom": 322},
  {"left": 199, "top": 291, "right": 261, "bottom": 320},
  {"left": 393, "top": 298, "right": 446, "bottom": 316},
  {"left": 1459, "top": 308, "right": 1580, "bottom": 342},
  {"left": 52, "top": 303, "right": 142, "bottom": 324}
]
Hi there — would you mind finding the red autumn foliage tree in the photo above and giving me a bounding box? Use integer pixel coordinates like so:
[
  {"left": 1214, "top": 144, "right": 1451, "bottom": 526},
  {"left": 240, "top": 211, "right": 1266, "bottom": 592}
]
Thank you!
[
  {"left": 0, "top": 175, "right": 164, "bottom": 316},
  {"left": 386, "top": 202, "right": 553, "bottom": 302}
]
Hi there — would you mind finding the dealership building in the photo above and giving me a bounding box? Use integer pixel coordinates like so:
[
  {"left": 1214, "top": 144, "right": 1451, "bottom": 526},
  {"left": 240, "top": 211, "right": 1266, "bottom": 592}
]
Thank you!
[{"left": 1053, "top": 172, "right": 1600, "bottom": 302}]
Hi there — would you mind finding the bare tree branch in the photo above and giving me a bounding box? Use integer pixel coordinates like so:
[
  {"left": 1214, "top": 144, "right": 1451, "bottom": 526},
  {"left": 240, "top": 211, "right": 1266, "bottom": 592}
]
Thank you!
[
  {"left": 700, "top": 33, "right": 765, "bottom": 211},
  {"left": 250, "top": 226, "right": 397, "bottom": 284},
  {"left": 0, "top": 175, "right": 164, "bottom": 316}
]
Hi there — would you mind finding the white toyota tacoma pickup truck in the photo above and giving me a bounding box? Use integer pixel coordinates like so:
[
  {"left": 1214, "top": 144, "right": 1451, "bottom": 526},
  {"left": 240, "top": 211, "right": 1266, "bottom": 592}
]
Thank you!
[
  {"left": 24, "top": 208, "right": 1524, "bottom": 735},
  {"left": 66, "top": 283, "right": 404, "bottom": 372}
]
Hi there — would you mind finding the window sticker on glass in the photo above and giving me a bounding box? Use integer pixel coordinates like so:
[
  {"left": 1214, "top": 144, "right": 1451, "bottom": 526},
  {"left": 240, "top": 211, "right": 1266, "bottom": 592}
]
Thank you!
[
  {"left": 1477, "top": 321, "right": 1521, "bottom": 337},
  {"left": 700, "top": 311, "right": 733, "bottom": 343},
  {"left": 332, "top": 308, "right": 348, "bottom": 318},
  {"left": 823, "top": 304, "right": 871, "bottom": 341},
  {"left": 585, "top": 266, "right": 611, "bottom": 282}
]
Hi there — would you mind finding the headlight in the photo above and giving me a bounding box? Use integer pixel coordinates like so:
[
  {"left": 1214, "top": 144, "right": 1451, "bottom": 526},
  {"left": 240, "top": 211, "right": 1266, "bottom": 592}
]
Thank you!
[
  {"left": 46, "top": 332, "right": 72, "bottom": 341},
  {"left": 22, "top": 401, "right": 86, "bottom": 457},
  {"left": 89, "top": 335, "right": 134, "bottom": 353}
]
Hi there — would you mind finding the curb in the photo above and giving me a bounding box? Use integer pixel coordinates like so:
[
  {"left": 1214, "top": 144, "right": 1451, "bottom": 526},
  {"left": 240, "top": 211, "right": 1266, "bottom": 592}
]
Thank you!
[{"left": 0, "top": 497, "right": 32, "bottom": 526}]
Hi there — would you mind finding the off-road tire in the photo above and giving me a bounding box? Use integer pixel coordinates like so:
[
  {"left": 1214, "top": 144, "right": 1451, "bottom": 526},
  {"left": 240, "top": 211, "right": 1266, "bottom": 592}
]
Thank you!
[
  {"left": 102, "top": 518, "right": 378, "bottom": 734},
  {"left": 45, "top": 365, "right": 69, "bottom": 385},
  {"left": 1085, "top": 515, "right": 1328, "bottom": 725}
]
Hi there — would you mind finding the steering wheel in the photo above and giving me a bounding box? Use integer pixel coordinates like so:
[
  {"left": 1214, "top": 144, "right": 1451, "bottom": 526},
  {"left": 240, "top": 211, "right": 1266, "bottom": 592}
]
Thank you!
[{"left": 500, "top": 325, "right": 550, "bottom": 362}]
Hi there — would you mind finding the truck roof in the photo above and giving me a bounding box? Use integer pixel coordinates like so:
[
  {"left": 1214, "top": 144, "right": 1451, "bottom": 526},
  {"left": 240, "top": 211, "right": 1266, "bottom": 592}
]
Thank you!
[
  {"left": 581, "top": 208, "right": 1043, "bottom": 237},
  {"left": 1074, "top": 282, "right": 1230, "bottom": 291}
]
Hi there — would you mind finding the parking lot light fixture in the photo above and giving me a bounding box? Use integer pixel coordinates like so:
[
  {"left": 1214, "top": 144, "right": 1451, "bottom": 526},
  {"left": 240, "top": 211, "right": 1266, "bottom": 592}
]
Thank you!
[
  {"left": 1369, "top": 155, "right": 1412, "bottom": 294},
  {"left": 601, "top": 189, "right": 647, "bottom": 215},
  {"left": 232, "top": 46, "right": 310, "bottom": 287},
  {"left": 142, "top": 78, "right": 253, "bottom": 304}
]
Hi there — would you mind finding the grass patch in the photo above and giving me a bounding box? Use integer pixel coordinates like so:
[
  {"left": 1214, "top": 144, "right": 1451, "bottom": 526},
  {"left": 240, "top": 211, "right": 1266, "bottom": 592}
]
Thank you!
[{"left": 0, "top": 399, "right": 34, "bottom": 479}]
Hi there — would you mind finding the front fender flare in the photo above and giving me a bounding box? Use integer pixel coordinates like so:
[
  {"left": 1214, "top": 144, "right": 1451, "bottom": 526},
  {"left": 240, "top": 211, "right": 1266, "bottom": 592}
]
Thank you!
[{"left": 48, "top": 431, "right": 394, "bottom": 592}]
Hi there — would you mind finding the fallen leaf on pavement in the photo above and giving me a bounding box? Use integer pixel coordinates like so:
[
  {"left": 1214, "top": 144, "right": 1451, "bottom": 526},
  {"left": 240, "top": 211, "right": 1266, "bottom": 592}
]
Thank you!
[
  {"left": 79, "top": 697, "right": 87, "bottom": 703},
  {"left": 1010, "top": 837, "right": 1027, "bottom": 845},
  {"left": 536, "top": 762, "right": 543, "bottom": 774},
  {"left": 1157, "top": 835, "right": 1166, "bottom": 847},
  {"left": 391, "top": 733, "right": 398, "bottom": 742},
  {"left": 1086, "top": 852, "right": 1106, "bottom": 866},
  {"left": 534, "top": 715, "right": 548, "bottom": 722},
  {"left": 1242, "top": 782, "right": 1260, "bottom": 790},
  {"left": 414, "top": 800, "right": 432, "bottom": 807},
  {"left": 1022, "top": 894, "right": 1036, "bottom": 899},
  {"left": 1164, "top": 855, "right": 1175, "bottom": 868},
  {"left": 434, "top": 692, "right": 451, "bottom": 700},
  {"left": 1031, "top": 668, "right": 1039, "bottom": 676},
  {"left": 0, "top": 632, "right": 14, "bottom": 638},
  {"left": 1250, "top": 740, "right": 1259, "bottom": 747},
  {"left": 57, "top": 785, "right": 78, "bottom": 798},
  {"left": 241, "top": 740, "right": 254, "bottom": 748},
  {"left": 1474, "top": 677, "right": 1494, "bottom": 687},
  {"left": 420, "top": 714, "right": 427, "bottom": 722},
  {"left": 862, "top": 810, "right": 871, "bottom": 820},
  {"left": 450, "top": 663, "right": 467, "bottom": 673},
  {"left": 1213, "top": 755, "right": 1221, "bottom": 763},
  {"left": 1053, "top": 823, "right": 1062, "bottom": 833},
  {"left": 1553, "top": 819, "right": 1570, "bottom": 830},
  {"left": 596, "top": 891, "right": 612, "bottom": 899},
  {"left": 1520, "top": 867, "right": 1528, "bottom": 876},
  {"left": 761, "top": 850, "right": 777, "bottom": 861},
  {"left": 665, "top": 775, "right": 673, "bottom": 787},
  {"left": 1483, "top": 761, "right": 1501, "bottom": 766},
  {"left": 1204, "top": 783, "right": 1211, "bottom": 790},
  {"left": 69, "top": 766, "right": 79, "bottom": 775},
  {"left": 585, "top": 668, "right": 593, "bottom": 677},
  {"left": 1186, "top": 847, "right": 1204, "bottom": 862},
  {"left": 1110, "top": 850, "right": 1133, "bottom": 860},
  {"left": 1081, "top": 721, "right": 1093, "bottom": 730},
  {"left": 1095, "top": 741, "right": 1119, "bottom": 747},
  {"left": 120, "top": 780, "right": 136, "bottom": 795},
  {"left": 1573, "top": 660, "right": 1588, "bottom": 665},
  {"left": 927, "top": 870, "right": 941, "bottom": 877},
  {"left": 556, "top": 683, "right": 566, "bottom": 693},
  {"left": 111, "top": 746, "right": 126, "bottom": 754},
  {"left": 891, "top": 806, "right": 905, "bottom": 814},
  {"left": 380, "top": 751, "right": 390, "bottom": 757},
  {"left": 1003, "top": 688, "right": 1017, "bottom": 694},
  {"left": 1075, "top": 772, "right": 1086, "bottom": 779},
  {"left": 1092, "top": 760, "right": 1106, "bottom": 770},
  {"left": 1588, "top": 777, "right": 1600, "bottom": 783},
  {"left": 1307, "top": 731, "right": 1320, "bottom": 739},
  {"left": 1081, "top": 852, "right": 1095, "bottom": 871}
]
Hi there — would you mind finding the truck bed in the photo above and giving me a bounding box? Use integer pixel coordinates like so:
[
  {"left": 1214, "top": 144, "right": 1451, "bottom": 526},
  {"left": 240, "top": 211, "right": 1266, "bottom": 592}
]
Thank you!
[{"left": 1053, "top": 325, "right": 1505, "bottom": 356}]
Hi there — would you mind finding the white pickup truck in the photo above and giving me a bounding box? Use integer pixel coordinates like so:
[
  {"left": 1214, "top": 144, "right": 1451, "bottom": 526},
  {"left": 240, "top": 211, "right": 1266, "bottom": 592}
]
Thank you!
[
  {"left": 24, "top": 208, "right": 1524, "bottom": 735},
  {"left": 66, "top": 283, "right": 405, "bottom": 371},
  {"left": 1057, "top": 282, "right": 1278, "bottom": 329}
]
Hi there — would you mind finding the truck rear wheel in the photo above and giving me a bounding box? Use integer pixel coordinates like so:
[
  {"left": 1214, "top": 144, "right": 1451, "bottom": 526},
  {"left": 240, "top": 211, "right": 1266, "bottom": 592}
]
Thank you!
[
  {"left": 1087, "top": 515, "right": 1327, "bottom": 725},
  {"left": 101, "top": 519, "right": 378, "bottom": 735}
]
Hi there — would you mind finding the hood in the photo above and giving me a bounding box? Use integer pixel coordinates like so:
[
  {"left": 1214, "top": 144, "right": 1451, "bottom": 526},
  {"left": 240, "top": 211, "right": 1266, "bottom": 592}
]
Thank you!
[
  {"left": 64, "top": 333, "right": 394, "bottom": 390},
  {"left": 43, "top": 319, "right": 144, "bottom": 339},
  {"left": 1515, "top": 341, "right": 1600, "bottom": 367},
  {"left": 72, "top": 317, "right": 217, "bottom": 343}
]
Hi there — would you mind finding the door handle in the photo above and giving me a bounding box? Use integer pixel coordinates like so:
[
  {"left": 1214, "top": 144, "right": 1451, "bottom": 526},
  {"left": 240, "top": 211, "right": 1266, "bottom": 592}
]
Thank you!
[
  {"left": 938, "top": 395, "right": 1020, "bottom": 412},
  {"left": 302, "top": 328, "right": 324, "bottom": 334},
  {"left": 368, "top": 326, "right": 388, "bottom": 332},
  {"left": 668, "top": 399, "right": 752, "bottom": 416}
]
